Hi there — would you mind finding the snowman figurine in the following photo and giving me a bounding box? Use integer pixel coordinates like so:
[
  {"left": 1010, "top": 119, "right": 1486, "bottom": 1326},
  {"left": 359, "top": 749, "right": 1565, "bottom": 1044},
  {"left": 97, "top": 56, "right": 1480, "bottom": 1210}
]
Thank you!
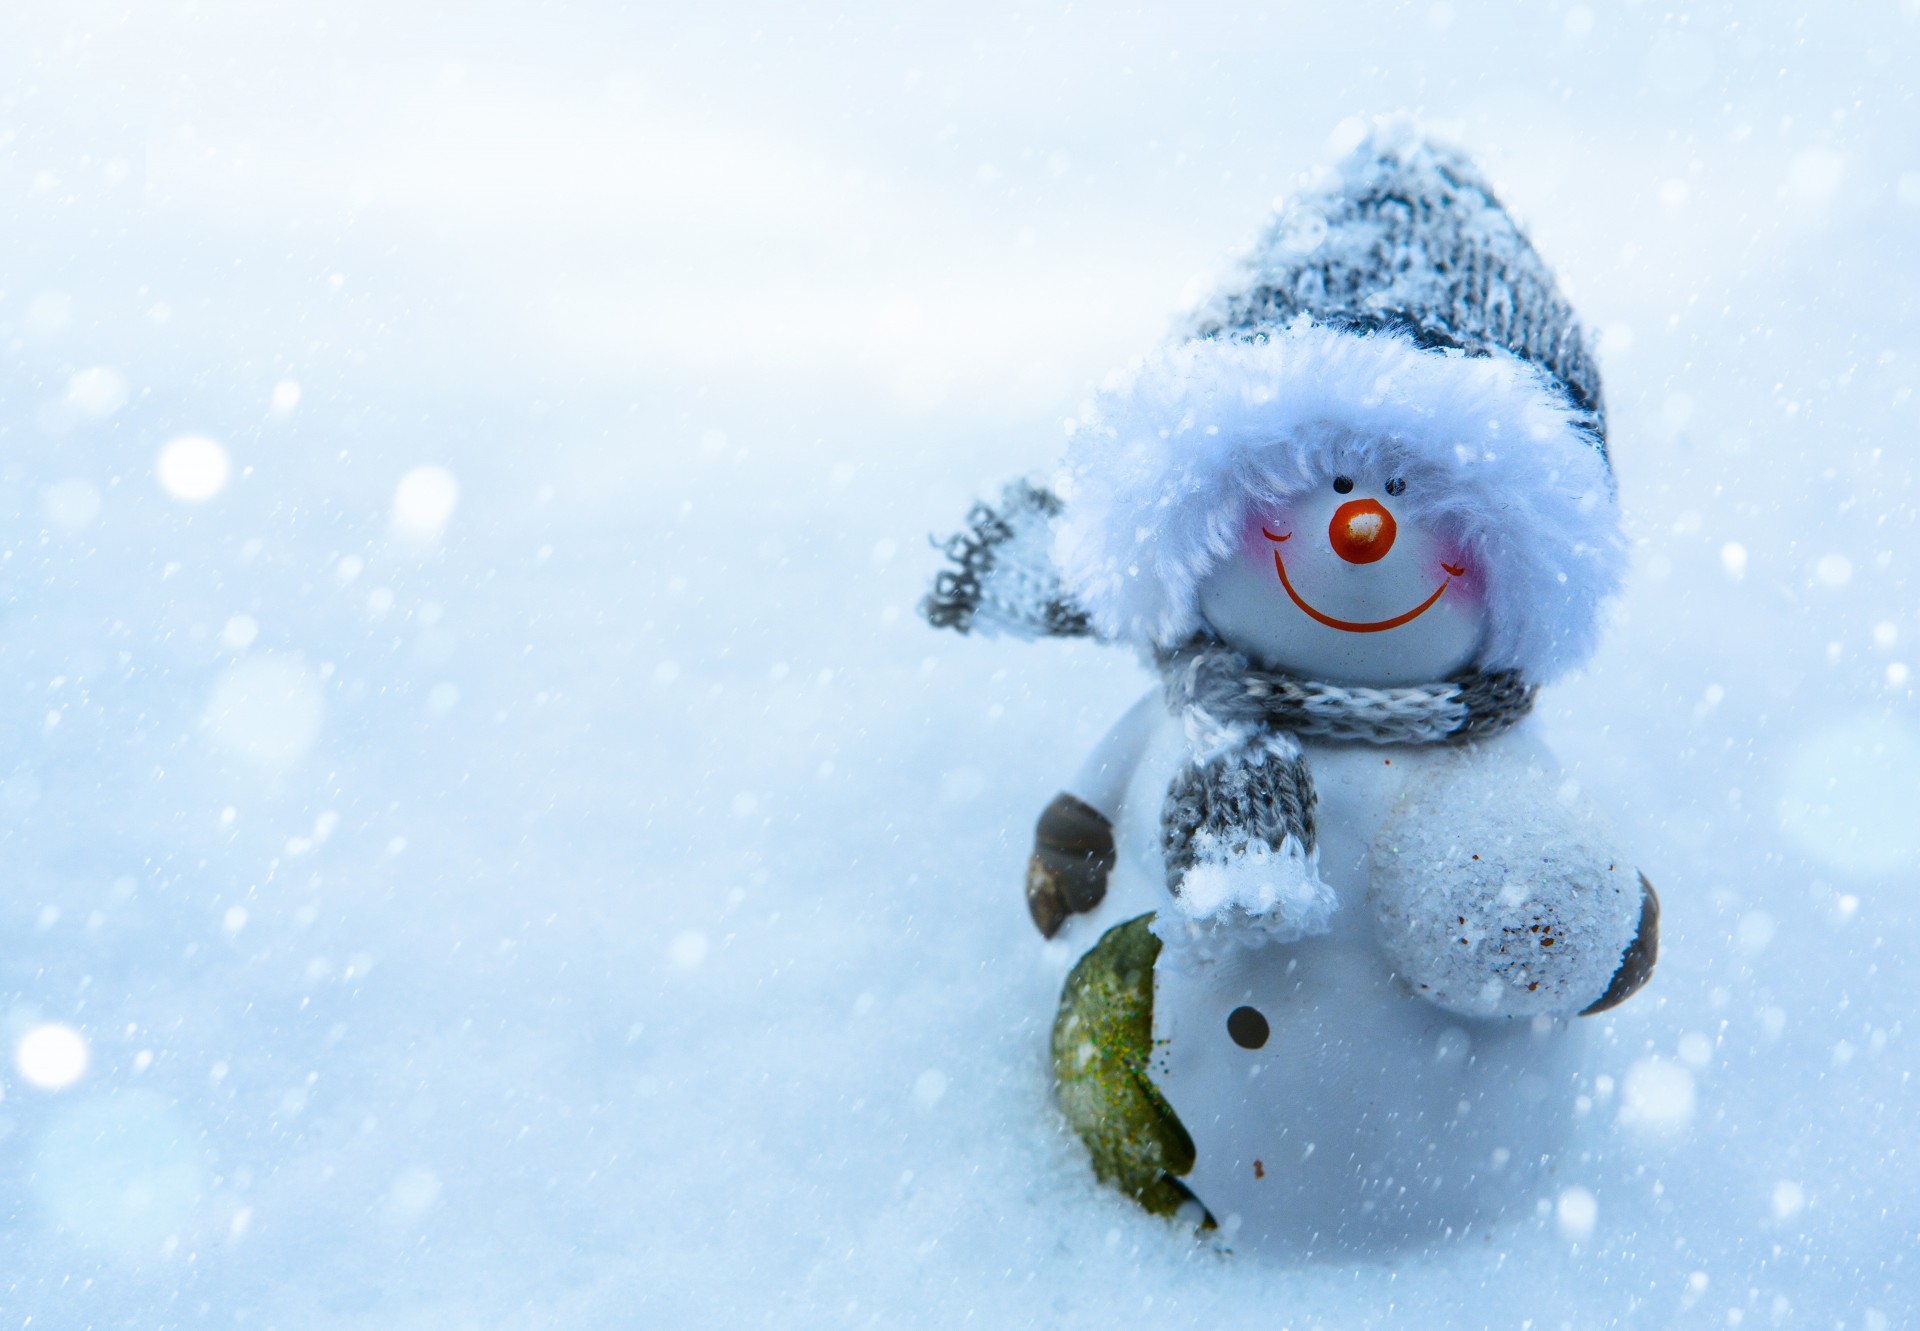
[{"left": 924, "top": 123, "right": 1658, "bottom": 1254}]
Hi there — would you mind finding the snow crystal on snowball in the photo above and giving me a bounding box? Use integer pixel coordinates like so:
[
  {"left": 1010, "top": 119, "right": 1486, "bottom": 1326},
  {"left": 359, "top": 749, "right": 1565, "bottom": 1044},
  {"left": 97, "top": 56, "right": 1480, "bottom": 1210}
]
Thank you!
[
  {"left": 1157, "top": 833, "right": 1336, "bottom": 960},
  {"left": 1367, "top": 748, "right": 1639, "bottom": 1018}
]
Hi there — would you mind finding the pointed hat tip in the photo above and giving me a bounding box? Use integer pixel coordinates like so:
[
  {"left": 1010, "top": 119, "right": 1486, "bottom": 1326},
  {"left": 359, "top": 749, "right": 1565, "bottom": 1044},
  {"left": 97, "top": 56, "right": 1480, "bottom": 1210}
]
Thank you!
[{"left": 1336, "top": 114, "right": 1475, "bottom": 172}]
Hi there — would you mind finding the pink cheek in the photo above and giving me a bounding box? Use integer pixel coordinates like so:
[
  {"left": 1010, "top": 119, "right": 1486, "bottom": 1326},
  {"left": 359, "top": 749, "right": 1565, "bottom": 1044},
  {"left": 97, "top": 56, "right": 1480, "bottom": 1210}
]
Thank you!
[
  {"left": 1433, "top": 540, "right": 1487, "bottom": 604},
  {"left": 1242, "top": 507, "right": 1299, "bottom": 555}
]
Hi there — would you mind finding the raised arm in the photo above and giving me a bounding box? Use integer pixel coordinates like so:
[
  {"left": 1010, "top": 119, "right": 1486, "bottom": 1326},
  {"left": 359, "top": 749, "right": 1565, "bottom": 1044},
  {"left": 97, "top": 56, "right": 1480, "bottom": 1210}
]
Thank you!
[{"left": 1025, "top": 689, "right": 1162, "bottom": 937}]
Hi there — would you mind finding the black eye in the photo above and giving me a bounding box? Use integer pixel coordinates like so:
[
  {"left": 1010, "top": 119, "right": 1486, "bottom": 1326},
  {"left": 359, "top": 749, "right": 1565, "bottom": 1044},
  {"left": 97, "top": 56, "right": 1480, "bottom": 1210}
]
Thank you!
[
  {"left": 1226, "top": 1006, "right": 1270, "bottom": 1049},
  {"left": 1332, "top": 476, "right": 1355, "bottom": 495},
  {"left": 1384, "top": 477, "right": 1407, "bottom": 496}
]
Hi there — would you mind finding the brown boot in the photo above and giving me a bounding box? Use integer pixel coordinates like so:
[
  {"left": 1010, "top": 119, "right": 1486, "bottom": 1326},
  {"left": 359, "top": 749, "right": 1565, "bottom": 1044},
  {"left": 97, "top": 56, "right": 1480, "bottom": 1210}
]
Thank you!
[{"left": 1026, "top": 793, "right": 1118, "bottom": 938}]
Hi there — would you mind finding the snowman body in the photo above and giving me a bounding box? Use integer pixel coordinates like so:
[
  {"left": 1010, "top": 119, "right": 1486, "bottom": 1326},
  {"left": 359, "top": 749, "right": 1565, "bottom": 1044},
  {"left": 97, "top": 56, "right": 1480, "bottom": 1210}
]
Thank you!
[
  {"left": 922, "top": 125, "right": 1657, "bottom": 1256},
  {"left": 1061, "top": 711, "right": 1585, "bottom": 1253},
  {"left": 1036, "top": 463, "right": 1643, "bottom": 1252}
]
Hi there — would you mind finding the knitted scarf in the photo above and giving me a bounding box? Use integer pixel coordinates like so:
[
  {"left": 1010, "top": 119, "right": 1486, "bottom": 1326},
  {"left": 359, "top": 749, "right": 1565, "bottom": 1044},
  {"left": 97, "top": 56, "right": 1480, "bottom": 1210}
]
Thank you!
[
  {"left": 923, "top": 480, "right": 1536, "bottom": 938},
  {"left": 1154, "top": 638, "right": 1533, "bottom": 941}
]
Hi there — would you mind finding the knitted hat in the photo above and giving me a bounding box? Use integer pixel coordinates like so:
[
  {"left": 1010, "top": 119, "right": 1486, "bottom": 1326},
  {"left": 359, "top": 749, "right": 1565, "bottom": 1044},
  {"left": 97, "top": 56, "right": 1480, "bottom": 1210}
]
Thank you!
[{"left": 1056, "top": 121, "right": 1625, "bottom": 684}]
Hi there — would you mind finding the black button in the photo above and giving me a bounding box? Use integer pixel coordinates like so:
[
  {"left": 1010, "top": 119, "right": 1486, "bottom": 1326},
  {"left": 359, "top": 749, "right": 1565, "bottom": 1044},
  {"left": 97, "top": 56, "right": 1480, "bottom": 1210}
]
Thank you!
[{"left": 1227, "top": 1005, "right": 1270, "bottom": 1049}]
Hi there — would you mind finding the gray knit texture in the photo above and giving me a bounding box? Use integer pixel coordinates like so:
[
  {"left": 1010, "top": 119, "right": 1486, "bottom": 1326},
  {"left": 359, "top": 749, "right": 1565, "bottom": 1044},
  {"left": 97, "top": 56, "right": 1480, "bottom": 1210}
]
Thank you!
[
  {"left": 1188, "top": 126, "right": 1607, "bottom": 461},
  {"left": 1160, "top": 723, "right": 1317, "bottom": 893},
  {"left": 1168, "top": 643, "right": 1538, "bottom": 746},
  {"left": 1157, "top": 640, "right": 1535, "bottom": 905},
  {"left": 920, "top": 479, "right": 1092, "bottom": 639}
]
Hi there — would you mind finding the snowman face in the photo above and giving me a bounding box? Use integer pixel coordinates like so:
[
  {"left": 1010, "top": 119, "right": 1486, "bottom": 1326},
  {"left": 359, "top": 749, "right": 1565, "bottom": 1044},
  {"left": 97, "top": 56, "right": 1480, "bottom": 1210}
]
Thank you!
[{"left": 1196, "top": 473, "right": 1488, "bottom": 685}]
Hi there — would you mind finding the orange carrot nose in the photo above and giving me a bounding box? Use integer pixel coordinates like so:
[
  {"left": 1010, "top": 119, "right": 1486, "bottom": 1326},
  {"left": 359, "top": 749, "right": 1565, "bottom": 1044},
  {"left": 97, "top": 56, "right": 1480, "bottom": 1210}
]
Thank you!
[{"left": 1329, "top": 498, "right": 1397, "bottom": 564}]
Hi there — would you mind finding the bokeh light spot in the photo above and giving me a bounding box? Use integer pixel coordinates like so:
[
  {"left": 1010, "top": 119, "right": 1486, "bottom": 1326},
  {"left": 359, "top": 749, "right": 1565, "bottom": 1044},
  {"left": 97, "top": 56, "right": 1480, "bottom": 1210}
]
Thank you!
[
  {"left": 392, "top": 466, "right": 459, "bottom": 540},
  {"left": 17, "top": 1023, "right": 89, "bottom": 1090},
  {"left": 157, "top": 435, "right": 231, "bottom": 501}
]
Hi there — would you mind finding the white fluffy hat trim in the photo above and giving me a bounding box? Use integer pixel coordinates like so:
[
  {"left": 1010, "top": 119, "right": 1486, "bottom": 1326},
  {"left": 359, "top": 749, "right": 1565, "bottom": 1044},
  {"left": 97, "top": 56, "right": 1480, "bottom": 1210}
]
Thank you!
[{"left": 1055, "top": 320, "right": 1626, "bottom": 683}]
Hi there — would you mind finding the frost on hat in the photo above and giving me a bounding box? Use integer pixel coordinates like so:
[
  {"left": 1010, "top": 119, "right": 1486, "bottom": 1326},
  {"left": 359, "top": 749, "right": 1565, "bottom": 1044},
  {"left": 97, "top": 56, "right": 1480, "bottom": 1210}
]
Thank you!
[
  {"left": 1056, "top": 121, "right": 1627, "bottom": 684},
  {"left": 1191, "top": 120, "right": 1607, "bottom": 451}
]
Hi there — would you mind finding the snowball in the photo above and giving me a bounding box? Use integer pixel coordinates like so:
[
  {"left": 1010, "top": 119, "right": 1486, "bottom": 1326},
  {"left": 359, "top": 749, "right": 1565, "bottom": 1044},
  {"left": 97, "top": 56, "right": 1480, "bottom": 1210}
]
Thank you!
[
  {"left": 1368, "top": 749, "right": 1640, "bottom": 1018},
  {"left": 269, "top": 378, "right": 302, "bottom": 416},
  {"left": 16, "top": 1023, "right": 89, "bottom": 1090},
  {"left": 157, "top": 434, "right": 232, "bottom": 501}
]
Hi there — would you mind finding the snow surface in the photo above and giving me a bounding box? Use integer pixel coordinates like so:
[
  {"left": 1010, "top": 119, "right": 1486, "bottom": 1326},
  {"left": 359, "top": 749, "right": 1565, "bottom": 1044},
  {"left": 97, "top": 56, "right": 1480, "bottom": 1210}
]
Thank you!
[{"left": 2, "top": 2, "right": 1917, "bottom": 1326}]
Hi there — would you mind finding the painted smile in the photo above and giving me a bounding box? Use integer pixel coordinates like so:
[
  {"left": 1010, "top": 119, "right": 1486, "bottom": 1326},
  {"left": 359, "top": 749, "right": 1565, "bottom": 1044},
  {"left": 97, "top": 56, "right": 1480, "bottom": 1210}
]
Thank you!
[{"left": 1261, "top": 528, "right": 1463, "bottom": 634}]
